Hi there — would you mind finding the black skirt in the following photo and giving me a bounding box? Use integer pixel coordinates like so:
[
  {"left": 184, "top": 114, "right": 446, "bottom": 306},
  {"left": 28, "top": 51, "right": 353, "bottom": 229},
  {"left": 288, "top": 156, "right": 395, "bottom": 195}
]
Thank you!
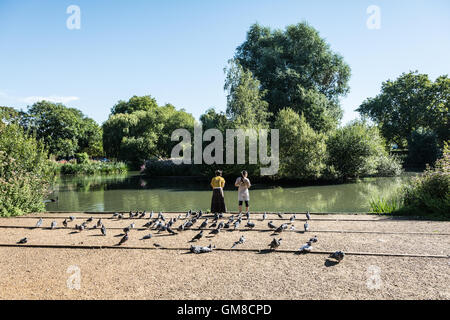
[{"left": 211, "top": 189, "right": 226, "bottom": 213}]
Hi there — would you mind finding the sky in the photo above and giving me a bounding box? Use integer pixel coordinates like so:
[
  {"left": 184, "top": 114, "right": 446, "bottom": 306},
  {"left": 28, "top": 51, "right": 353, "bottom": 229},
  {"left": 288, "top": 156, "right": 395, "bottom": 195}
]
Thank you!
[{"left": 0, "top": 0, "right": 449, "bottom": 125}]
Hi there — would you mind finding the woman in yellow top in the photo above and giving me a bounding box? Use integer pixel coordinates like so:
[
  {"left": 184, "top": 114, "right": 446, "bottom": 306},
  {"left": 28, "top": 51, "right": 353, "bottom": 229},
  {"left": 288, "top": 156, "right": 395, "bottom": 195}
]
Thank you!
[{"left": 210, "top": 170, "right": 226, "bottom": 213}]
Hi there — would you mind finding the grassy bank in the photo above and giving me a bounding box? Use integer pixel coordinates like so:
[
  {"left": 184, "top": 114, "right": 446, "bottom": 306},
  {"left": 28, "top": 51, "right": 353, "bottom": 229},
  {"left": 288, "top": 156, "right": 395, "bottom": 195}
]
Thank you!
[
  {"left": 369, "top": 144, "right": 449, "bottom": 219},
  {"left": 52, "top": 160, "right": 128, "bottom": 175}
]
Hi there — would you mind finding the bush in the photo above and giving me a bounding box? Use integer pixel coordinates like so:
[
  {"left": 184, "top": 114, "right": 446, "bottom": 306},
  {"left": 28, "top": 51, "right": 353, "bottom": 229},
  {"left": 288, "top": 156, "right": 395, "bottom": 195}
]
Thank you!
[
  {"left": 327, "top": 121, "right": 387, "bottom": 179},
  {"left": 0, "top": 123, "right": 54, "bottom": 216},
  {"left": 57, "top": 160, "right": 128, "bottom": 175},
  {"left": 75, "top": 152, "right": 89, "bottom": 164},
  {"left": 406, "top": 128, "right": 440, "bottom": 169},
  {"left": 374, "top": 154, "right": 404, "bottom": 177},
  {"left": 371, "top": 143, "right": 449, "bottom": 217}
]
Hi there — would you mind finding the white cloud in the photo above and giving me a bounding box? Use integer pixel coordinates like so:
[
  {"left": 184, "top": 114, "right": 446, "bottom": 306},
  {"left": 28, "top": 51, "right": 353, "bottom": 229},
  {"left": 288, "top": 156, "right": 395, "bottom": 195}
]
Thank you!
[{"left": 21, "top": 95, "right": 80, "bottom": 104}]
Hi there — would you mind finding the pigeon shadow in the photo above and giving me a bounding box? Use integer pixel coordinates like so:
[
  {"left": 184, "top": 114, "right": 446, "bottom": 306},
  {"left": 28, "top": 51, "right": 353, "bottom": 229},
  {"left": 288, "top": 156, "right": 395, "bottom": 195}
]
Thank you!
[
  {"left": 68, "top": 231, "right": 79, "bottom": 235},
  {"left": 256, "top": 249, "right": 274, "bottom": 254},
  {"left": 114, "top": 233, "right": 125, "bottom": 237},
  {"left": 324, "top": 259, "right": 339, "bottom": 267},
  {"left": 154, "top": 233, "right": 177, "bottom": 237},
  {"left": 88, "top": 234, "right": 105, "bottom": 237}
]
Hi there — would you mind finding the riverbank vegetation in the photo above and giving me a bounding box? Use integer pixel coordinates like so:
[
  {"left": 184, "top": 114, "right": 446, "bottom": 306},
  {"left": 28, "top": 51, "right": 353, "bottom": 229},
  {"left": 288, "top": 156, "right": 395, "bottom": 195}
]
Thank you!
[
  {"left": 0, "top": 122, "right": 55, "bottom": 216},
  {"left": 370, "top": 144, "right": 449, "bottom": 218}
]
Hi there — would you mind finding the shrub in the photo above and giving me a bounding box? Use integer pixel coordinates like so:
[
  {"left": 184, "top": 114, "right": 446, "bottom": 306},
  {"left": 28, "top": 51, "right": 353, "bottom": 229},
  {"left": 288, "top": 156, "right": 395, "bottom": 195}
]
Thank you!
[
  {"left": 327, "top": 121, "right": 387, "bottom": 179},
  {"left": 374, "top": 154, "right": 404, "bottom": 177},
  {"left": 0, "top": 123, "right": 54, "bottom": 216}
]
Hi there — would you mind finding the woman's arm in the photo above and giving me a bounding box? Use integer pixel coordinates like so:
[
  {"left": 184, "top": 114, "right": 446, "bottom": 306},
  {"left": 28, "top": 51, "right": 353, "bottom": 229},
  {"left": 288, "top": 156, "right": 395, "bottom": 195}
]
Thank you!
[{"left": 234, "top": 178, "right": 241, "bottom": 187}]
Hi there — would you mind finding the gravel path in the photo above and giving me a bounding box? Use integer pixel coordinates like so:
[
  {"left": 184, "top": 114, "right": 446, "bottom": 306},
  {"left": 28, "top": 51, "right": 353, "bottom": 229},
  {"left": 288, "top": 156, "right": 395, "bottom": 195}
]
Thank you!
[{"left": 0, "top": 212, "right": 449, "bottom": 300}]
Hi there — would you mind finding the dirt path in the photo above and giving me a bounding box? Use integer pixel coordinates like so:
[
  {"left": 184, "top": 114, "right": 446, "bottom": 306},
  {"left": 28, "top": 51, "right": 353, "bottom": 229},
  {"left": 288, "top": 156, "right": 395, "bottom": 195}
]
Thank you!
[{"left": 0, "top": 212, "right": 449, "bottom": 300}]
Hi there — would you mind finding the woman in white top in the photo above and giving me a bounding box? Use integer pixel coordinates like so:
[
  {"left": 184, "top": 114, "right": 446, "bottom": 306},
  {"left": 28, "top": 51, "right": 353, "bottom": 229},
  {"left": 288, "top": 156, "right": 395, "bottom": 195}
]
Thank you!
[{"left": 235, "top": 170, "right": 251, "bottom": 213}]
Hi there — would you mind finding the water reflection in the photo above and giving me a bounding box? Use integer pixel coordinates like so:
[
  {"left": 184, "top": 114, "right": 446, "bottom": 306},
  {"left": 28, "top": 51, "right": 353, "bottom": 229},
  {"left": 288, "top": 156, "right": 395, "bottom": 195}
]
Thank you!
[{"left": 46, "top": 173, "right": 415, "bottom": 213}]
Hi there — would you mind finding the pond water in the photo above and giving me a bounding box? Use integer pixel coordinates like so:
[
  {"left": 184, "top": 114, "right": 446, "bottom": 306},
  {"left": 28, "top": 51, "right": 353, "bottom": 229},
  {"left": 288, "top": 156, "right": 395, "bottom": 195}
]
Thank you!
[{"left": 45, "top": 172, "right": 416, "bottom": 213}]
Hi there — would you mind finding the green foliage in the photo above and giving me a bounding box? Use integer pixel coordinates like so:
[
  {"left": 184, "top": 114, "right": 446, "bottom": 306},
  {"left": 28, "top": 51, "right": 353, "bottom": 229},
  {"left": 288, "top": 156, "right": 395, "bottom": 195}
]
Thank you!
[
  {"left": 110, "top": 95, "right": 158, "bottom": 115},
  {"left": 274, "top": 108, "right": 326, "bottom": 179},
  {"left": 57, "top": 160, "right": 128, "bottom": 175},
  {"left": 357, "top": 71, "right": 449, "bottom": 148},
  {"left": 0, "top": 123, "right": 54, "bottom": 216},
  {"left": 235, "top": 22, "right": 350, "bottom": 131},
  {"left": 75, "top": 152, "right": 90, "bottom": 164},
  {"left": 401, "top": 143, "right": 450, "bottom": 216},
  {"left": 406, "top": 128, "right": 440, "bottom": 169},
  {"left": 103, "top": 97, "right": 195, "bottom": 167},
  {"left": 371, "top": 144, "right": 450, "bottom": 218},
  {"left": 224, "top": 60, "right": 271, "bottom": 128},
  {"left": 375, "top": 154, "right": 404, "bottom": 177},
  {"left": 21, "top": 101, "right": 103, "bottom": 158},
  {"left": 327, "top": 121, "right": 387, "bottom": 179}
]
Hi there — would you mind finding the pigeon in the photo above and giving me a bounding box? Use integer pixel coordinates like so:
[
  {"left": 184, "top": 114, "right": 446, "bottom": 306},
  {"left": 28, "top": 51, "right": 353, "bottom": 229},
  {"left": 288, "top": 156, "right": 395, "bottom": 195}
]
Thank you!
[
  {"left": 69, "top": 216, "right": 76, "bottom": 222},
  {"left": 167, "top": 226, "right": 177, "bottom": 235},
  {"left": 199, "top": 219, "right": 208, "bottom": 229},
  {"left": 210, "top": 221, "right": 217, "bottom": 229},
  {"left": 149, "top": 211, "right": 154, "bottom": 219},
  {"left": 35, "top": 218, "right": 43, "bottom": 228},
  {"left": 329, "top": 251, "right": 345, "bottom": 262},
  {"left": 153, "top": 243, "right": 162, "bottom": 248},
  {"left": 50, "top": 221, "right": 57, "bottom": 229},
  {"left": 231, "top": 235, "right": 246, "bottom": 248},
  {"left": 17, "top": 237, "right": 28, "bottom": 244},
  {"left": 209, "top": 228, "right": 220, "bottom": 235},
  {"left": 123, "top": 226, "right": 131, "bottom": 234},
  {"left": 75, "top": 224, "right": 85, "bottom": 232},
  {"left": 141, "top": 234, "right": 152, "bottom": 240},
  {"left": 217, "top": 222, "right": 224, "bottom": 229},
  {"left": 96, "top": 219, "right": 102, "bottom": 228},
  {"left": 86, "top": 217, "right": 93, "bottom": 223},
  {"left": 299, "top": 242, "right": 313, "bottom": 253},
  {"left": 262, "top": 212, "right": 267, "bottom": 221},
  {"left": 277, "top": 212, "right": 283, "bottom": 219},
  {"left": 304, "top": 222, "right": 310, "bottom": 232},
  {"left": 269, "top": 238, "right": 282, "bottom": 250},
  {"left": 290, "top": 214, "right": 296, "bottom": 223},
  {"left": 112, "top": 212, "right": 119, "bottom": 218},
  {"left": 190, "top": 244, "right": 215, "bottom": 254},
  {"left": 274, "top": 225, "right": 284, "bottom": 233},
  {"left": 233, "top": 220, "right": 240, "bottom": 230},
  {"left": 223, "top": 222, "right": 230, "bottom": 229},
  {"left": 130, "top": 223, "right": 135, "bottom": 229},
  {"left": 245, "top": 211, "right": 250, "bottom": 220},
  {"left": 63, "top": 219, "right": 68, "bottom": 228},
  {"left": 306, "top": 211, "right": 311, "bottom": 220},
  {"left": 117, "top": 213, "right": 124, "bottom": 219},
  {"left": 158, "top": 212, "right": 166, "bottom": 221},
  {"left": 143, "top": 221, "right": 153, "bottom": 228},
  {"left": 118, "top": 234, "right": 128, "bottom": 246},
  {"left": 191, "top": 230, "right": 203, "bottom": 242},
  {"left": 101, "top": 224, "right": 106, "bottom": 236},
  {"left": 139, "top": 211, "right": 146, "bottom": 219},
  {"left": 197, "top": 210, "right": 203, "bottom": 219},
  {"left": 185, "top": 210, "right": 191, "bottom": 219},
  {"left": 268, "top": 221, "right": 276, "bottom": 229},
  {"left": 290, "top": 225, "right": 296, "bottom": 231},
  {"left": 177, "top": 224, "right": 185, "bottom": 232},
  {"left": 309, "top": 235, "right": 318, "bottom": 243},
  {"left": 184, "top": 220, "right": 193, "bottom": 229},
  {"left": 245, "top": 221, "right": 255, "bottom": 229}
]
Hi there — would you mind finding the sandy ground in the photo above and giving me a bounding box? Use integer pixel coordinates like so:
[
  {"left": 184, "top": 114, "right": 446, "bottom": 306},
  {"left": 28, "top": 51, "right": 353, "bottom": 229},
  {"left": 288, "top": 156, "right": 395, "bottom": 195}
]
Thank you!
[{"left": 0, "top": 212, "right": 449, "bottom": 300}]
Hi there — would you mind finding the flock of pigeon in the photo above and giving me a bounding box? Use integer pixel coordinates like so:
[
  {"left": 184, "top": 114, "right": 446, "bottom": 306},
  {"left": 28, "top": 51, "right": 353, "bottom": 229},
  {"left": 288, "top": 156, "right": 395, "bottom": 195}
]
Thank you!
[{"left": 17, "top": 210, "right": 345, "bottom": 262}]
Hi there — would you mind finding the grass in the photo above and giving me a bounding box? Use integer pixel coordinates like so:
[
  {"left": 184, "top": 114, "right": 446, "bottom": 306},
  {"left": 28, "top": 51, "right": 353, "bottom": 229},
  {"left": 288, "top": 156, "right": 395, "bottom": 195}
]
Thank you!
[{"left": 53, "top": 160, "right": 128, "bottom": 175}]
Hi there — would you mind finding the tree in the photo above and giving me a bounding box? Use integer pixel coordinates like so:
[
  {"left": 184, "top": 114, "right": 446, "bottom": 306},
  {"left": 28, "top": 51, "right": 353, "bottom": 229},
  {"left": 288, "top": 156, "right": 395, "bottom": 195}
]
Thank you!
[
  {"left": 224, "top": 60, "right": 271, "bottom": 128},
  {"left": 274, "top": 108, "right": 326, "bottom": 179},
  {"left": 327, "top": 121, "right": 387, "bottom": 179},
  {"left": 110, "top": 95, "right": 158, "bottom": 115},
  {"left": 0, "top": 122, "right": 54, "bottom": 216},
  {"left": 23, "top": 101, "right": 103, "bottom": 158},
  {"left": 357, "top": 71, "right": 449, "bottom": 148},
  {"left": 235, "top": 22, "right": 350, "bottom": 131},
  {"left": 103, "top": 97, "right": 195, "bottom": 166}
]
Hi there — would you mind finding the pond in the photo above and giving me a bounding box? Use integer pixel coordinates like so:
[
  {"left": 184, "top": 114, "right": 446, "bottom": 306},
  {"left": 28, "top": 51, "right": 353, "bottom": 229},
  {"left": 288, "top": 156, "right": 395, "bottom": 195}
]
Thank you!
[{"left": 45, "top": 172, "right": 416, "bottom": 213}]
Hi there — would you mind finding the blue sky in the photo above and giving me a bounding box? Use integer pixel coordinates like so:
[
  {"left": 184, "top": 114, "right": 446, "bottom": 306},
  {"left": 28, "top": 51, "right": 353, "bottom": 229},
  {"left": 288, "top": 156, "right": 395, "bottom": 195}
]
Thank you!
[{"left": 1, "top": 0, "right": 449, "bottom": 125}]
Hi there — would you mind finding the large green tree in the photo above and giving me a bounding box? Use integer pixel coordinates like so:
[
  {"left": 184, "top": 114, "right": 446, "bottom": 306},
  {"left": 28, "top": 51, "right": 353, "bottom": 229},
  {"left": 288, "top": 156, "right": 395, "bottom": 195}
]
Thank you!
[
  {"left": 357, "top": 71, "right": 449, "bottom": 148},
  {"left": 23, "top": 101, "right": 103, "bottom": 158},
  {"left": 103, "top": 98, "right": 195, "bottom": 165},
  {"left": 234, "top": 22, "right": 351, "bottom": 131},
  {"left": 274, "top": 108, "right": 327, "bottom": 180}
]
